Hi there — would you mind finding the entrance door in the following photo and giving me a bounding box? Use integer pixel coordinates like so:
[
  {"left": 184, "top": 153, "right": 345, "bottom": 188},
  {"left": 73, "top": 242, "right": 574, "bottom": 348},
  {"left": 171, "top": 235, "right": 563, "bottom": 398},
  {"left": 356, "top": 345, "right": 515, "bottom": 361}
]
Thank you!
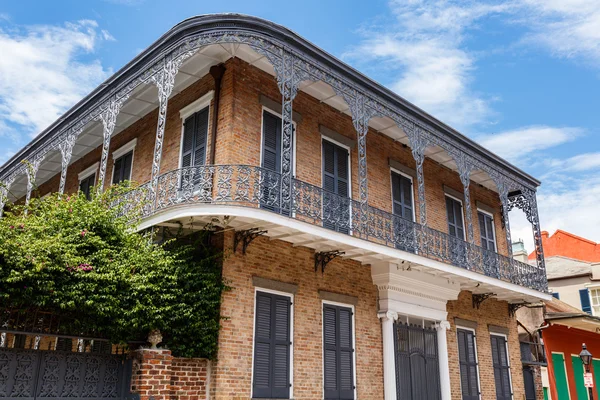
[
  {"left": 391, "top": 172, "right": 416, "bottom": 252},
  {"left": 522, "top": 366, "right": 536, "bottom": 400},
  {"left": 394, "top": 321, "right": 441, "bottom": 400}
]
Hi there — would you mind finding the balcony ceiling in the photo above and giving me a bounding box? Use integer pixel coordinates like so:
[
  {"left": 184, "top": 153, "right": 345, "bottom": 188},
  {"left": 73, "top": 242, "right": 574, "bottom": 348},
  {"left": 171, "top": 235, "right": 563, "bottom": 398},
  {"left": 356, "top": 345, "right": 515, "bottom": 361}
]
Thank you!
[{"left": 9, "top": 44, "right": 497, "bottom": 199}]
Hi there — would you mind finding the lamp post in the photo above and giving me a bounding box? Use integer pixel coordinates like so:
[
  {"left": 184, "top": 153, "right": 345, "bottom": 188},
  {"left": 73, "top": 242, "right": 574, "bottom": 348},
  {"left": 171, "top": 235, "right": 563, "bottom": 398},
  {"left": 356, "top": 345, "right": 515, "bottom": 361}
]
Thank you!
[{"left": 580, "top": 343, "right": 594, "bottom": 400}]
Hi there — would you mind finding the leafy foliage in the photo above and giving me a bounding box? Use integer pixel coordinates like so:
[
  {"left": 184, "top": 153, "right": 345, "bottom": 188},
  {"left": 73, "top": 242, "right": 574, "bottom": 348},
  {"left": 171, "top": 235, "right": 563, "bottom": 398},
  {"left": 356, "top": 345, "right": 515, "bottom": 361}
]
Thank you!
[{"left": 0, "top": 185, "right": 226, "bottom": 358}]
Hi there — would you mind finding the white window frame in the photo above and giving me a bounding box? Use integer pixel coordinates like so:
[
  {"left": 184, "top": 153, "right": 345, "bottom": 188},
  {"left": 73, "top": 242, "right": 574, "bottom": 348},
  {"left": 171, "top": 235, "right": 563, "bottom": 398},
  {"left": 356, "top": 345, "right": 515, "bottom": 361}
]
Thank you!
[
  {"left": 250, "top": 287, "right": 294, "bottom": 399},
  {"left": 321, "top": 299, "right": 357, "bottom": 400},
  {"left": 587, "top": 287, "right": 600, "bottom": 316},
  {"left": 445, "top": 193, "right": 466, "bottom": 241},
  {"left": 178, "top": 90, "right": 214, "bottom": 168},
  {"left": 456, "top": 325, "right": 482, "bottom": 400},
  {"left": 389, "top": 167, "right": 416, "bottom": 223},
  {"left": 111, "top": 139, "right": 137, "bottom": 183},
  {"left": 78, "top": 162, "right": 99, "bottom": 184},
  {"left": 491, "top": 332, "right": 514, "bottom": 399},
  {"left": 477, "top": 208, "right": 498, "bottom": 252},
  {"left": 259, "top": 106, "right": 298, "bottom": 177}
]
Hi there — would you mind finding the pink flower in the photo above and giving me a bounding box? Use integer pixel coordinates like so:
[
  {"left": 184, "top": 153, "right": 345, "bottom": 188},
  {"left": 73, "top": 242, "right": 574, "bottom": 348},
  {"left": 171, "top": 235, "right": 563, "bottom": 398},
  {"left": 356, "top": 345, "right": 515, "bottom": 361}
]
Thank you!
[
  {"left": 81, "top": 230, "right": 87, "bottom": 237},
  {"left": 18, "top": 224, "right": 24, "bottom": 229},
  {"left": 69, "top": 208, "right": 73, "bottom": 213},
  {"left": 9, "top": 225, "right": 14, "bottom": 229}
]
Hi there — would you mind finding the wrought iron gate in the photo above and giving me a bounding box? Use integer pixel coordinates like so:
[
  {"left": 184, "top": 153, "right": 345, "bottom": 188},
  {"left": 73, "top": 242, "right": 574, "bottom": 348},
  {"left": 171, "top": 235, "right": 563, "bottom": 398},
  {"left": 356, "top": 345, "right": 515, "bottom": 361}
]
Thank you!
[
  {"left": 0, "top": 347, "right": 136, "bottom": 400},
  {"left": 394, "top": 322, "right": 441, "bottom": 400}
]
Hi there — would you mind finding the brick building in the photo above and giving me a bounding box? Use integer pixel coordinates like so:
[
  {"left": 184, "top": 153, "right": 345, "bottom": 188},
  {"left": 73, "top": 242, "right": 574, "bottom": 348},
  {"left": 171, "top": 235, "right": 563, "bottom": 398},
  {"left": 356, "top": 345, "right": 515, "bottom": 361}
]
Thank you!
[{"left": 0, "top": 14, "right": 550, "bottom": 400}]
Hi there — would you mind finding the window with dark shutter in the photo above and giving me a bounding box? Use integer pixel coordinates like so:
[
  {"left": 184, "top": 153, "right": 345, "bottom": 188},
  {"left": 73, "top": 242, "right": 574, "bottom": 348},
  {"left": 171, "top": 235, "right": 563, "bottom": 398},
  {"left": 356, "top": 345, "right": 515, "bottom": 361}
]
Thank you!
[
  {"left": 391, "top": 172, "right": 416, "bottom": 253},
  {"left": 322, "top": 139, "right": 350, "bottom": 233},
  {"left": 181, "top": 106, "right": 209, "bottom": 169},
  {"left": 580, "top": 288, "right": 592, "bottom": 314},
  {"left": 491, "top": 335, "right": 512, "bottom": 400},
  {"left": 112, "top": 151, "right": 133, "bottom": 185},
  {"left": 478, "top": 211, "right": 496, "bottom": 251},
  {"left": 79, "top": 173, "right": 96, "bottom": 200},
  {"left": 446, "top": 196, "right": 465, "bottom": 239},
  {"left": 323, "top": 303, "right": 355, "bottom": 400},
  {"left": 551, "top": 292, "right": 560, "bottom": 299},
  {"left": 252, "top": 291, "right": 291, "bottom": 399},
  {"left": 457, "top": 328, "right": 479, "bottom": 400},
  {"left": 13, "top": 334, "right": 26, "bottom": 349}
]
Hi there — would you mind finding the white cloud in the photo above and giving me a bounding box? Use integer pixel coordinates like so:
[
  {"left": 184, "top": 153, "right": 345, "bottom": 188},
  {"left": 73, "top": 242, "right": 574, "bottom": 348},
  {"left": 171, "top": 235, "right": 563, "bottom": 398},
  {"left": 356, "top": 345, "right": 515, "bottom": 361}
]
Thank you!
[
  {"left": 475, "top": 125, "right": 582, "bottom": 162},
  {"left": 0, "top": 19, "right": 112, "bottom": 141},
  {"left": 517, "top": 0, "right": 600, "bottom": 63},
  {"left": 344, "top": 0, "right": 510, "bottom": 130}
]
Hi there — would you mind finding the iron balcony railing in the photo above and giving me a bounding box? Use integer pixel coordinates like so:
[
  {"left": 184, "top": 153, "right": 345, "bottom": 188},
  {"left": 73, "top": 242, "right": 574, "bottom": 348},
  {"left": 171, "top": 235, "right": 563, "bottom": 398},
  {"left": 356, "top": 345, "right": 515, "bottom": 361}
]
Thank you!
[
  {"left": 115, "top": 165, "right": 547, "bottom": 292},
  {"left": 520, "top": 340, "right": 547, "bottom": 365}
]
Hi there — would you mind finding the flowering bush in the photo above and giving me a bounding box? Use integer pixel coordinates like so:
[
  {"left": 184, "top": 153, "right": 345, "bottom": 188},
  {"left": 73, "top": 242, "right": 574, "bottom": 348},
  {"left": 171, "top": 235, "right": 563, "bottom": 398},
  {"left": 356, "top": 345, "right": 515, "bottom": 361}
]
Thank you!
[{"left": 0, "top": 185, "right": 226, "bottom": 358}]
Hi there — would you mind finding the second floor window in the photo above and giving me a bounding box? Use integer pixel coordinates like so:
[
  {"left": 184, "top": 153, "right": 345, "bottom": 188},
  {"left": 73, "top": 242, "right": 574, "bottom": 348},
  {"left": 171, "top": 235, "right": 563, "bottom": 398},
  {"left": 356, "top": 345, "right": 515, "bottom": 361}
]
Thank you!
[
  {"left": 181, "top": 107, "right": 209, "bottom": 168},
  {"left": 322, "top": 138, "right": 350, "bottom": 233},
  {"left": 112, "top": 151, "right": 133, "bottom": 185},
  {"left": 391, "top": 172, "right": 413, "bottom": 221},
  {"left": 446, "top": 195, "right": 465, "bottom": 240},
  {"left": 79, "top": 173, "right": 96, "bottom": 200},
  {"left": 478, "top": 211, "right": 497, "bottom": 251}
]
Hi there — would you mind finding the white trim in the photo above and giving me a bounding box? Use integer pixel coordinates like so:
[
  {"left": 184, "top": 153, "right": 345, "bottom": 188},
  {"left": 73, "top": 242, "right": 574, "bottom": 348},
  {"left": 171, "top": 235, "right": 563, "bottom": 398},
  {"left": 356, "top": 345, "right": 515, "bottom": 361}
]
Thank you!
[
  {"left": 179, "top": 90, "right": 214, "bottom": 121},
  {"left": 111, "top": 138, "right": 137, "bottom": 160},
  {"left": 321, "top": 299, "right": 357, "bottom": 400},
  {"left": 551, "top": 352, "right": 571, "bottom": 399},
  {"left": 477, "top": 208, "right": 498, "bottom": 252},
  {"left": 259, "top": 106, "right": 297, "bottom": 176},
  {"left": 390, "top": 167, "right": 416, "bottom": 223},
  {"left": 250, "top": 288, "right": 294, "bottom": 399},
  {"left": 78, "top": 162, "right": 99, "bottom": 181},
  {"left": 456, "top": 325, "right": 482, "bottom": 400},
  {"left": 491, "top": 332, "right": 514, "bottom": 399},
  {"left": 445, "top": 193, "right": 466, "bottom": 240},
  {"left": 137, "top": 205, "right": 552, "bottom": 301}
]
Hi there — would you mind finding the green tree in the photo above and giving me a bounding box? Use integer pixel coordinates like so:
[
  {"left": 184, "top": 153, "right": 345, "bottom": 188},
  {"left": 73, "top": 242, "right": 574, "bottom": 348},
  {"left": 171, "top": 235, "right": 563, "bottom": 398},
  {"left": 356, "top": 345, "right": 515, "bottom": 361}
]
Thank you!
[{"left": 0, "top": 184, "right": 226, "bottom": 358}]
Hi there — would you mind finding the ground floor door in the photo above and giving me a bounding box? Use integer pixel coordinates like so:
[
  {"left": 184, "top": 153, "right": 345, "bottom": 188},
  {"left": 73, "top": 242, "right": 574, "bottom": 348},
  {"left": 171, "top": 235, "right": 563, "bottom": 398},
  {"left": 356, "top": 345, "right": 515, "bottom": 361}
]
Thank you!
[
  {"left": 0, "top": 347, "right": 136, "bottom": 399},
  {"left": 522, "top": 366, "right": 536, "bottom": 400},
  {"left": 394, "top": 321, "right": 441, "bottom": 400},
  {"left": 551, "top": 353, "right": 571, "bottom": 399}
]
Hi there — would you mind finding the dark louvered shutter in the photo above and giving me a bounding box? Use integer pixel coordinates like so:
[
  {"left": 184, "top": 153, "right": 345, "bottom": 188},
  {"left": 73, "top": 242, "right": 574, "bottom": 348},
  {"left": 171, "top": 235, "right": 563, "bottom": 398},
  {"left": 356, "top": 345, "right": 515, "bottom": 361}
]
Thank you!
[
  {"left": 552, "top": 292, "right": 560, "bottom": 299},
  {"left": 112, "top": 151, "right": 133, "bottom": 184},
  {"left": 478, "top": 212, "right": 496, "bottom": 251},
  {"left": 580, "top": 289, "right": 592, "bottom": 314},
  {"left": 391, "top": 172, "right": 413, "bottom": 220},
  {"left": 253, "top": 291, "right": 291, "bottom": 399},
  {"left": 323, "top": 304, "right": 355, "bottom": 400},
  {"left": 322, "top": 140, "right": 350, "bottom": 233},
  {"left": 262, "top": 111, "right": 282, "bottom": 172},
  {"left": 446, "top": 196, "right": 465, "bottom": 239},
  {"left": 491, "top": 335, "right": 512, "bottom": 400},
  {"left": 181, "top": 107, "right": 209, "bottom": 168},
  {"left": 457, "top": 329, "right": 479, "bottom": 400},
  {"left": 79, "top": 173, "right": 95, "bottom": 200}
]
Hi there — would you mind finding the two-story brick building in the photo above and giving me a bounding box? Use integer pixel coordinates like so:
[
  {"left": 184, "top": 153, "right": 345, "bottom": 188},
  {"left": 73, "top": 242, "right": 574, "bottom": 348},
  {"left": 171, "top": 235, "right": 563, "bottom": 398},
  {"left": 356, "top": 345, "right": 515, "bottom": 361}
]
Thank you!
[{"left": 0, "top": 14, "right": 550, "bottom": 400}]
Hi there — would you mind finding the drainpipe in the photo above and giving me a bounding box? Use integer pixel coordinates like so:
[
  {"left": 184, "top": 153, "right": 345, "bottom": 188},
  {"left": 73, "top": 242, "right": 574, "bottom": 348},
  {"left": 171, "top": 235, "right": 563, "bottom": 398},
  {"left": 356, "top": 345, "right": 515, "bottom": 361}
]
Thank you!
[{"left": 209, "top": 64, "right": 226, "bottom": 165}]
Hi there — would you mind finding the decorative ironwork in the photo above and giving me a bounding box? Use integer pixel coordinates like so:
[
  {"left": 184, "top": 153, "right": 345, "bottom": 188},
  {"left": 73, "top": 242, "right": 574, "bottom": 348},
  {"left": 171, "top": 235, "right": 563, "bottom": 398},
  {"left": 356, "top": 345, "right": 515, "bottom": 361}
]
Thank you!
[
  {"left": 472, "top": 293, "right": 495, "bottom": 309},
  {"left": 233, "top": 228, "right": 267, "bottom": 254},
  {"left": 0, "top": 347, "right": 136, "bottom": 400},
  {"left": 112, "top": 164, "right": 548, "bottom": 292},
  {"left": 58, "top": 129, "right": 81, "bottom": 195},
  {"left": 0, "top": 175, "right": 15, "bottom": 218},
  {"left": 95, "top": 95, "right": 129, "bottom": 192},
  {"left": 314, "top": 250, "right": 345, "bottom": 273},
  {"left": 25, "top": 155, "right": 45, "bottom": 206},
  {"left": 508, "top": 302, "right": 526, "bottom": 317}
]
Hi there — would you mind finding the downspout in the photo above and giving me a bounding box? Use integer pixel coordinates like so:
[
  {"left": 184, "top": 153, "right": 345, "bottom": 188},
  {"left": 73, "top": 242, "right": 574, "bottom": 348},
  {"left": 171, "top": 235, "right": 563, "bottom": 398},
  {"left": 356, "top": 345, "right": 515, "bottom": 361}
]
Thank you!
[{"left": 209, "top": 64, "right": 226, "bottom": 164}]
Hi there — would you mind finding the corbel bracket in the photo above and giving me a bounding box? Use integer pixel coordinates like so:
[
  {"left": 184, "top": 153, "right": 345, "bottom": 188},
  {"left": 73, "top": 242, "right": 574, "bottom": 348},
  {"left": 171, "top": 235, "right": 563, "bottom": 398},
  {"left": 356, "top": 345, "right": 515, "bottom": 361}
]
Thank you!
[
  {"left": 233, "top": 228, "right": 267, "bottom": 254},
  {"left": 508, "top": 302, "right": 527, "bottom": 317},
  {"left": 472, "top": 293, "right": 495, "bottom": 309},
  {"left": 314, "top": 250, "right": 345, "bottom": 274}
]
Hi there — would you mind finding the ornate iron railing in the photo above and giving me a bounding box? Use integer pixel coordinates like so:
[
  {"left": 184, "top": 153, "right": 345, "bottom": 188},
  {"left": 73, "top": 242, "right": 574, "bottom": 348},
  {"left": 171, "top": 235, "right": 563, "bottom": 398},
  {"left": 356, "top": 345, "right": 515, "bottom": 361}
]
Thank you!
[{"left": 113, "top": 165, "right": 547, "bottom": 292}]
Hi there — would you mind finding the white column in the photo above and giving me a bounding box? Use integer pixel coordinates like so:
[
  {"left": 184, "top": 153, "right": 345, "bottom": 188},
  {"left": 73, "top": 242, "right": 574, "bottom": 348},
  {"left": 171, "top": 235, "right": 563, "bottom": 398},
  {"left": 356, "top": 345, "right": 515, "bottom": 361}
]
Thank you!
[
  {"left": 435, "top": 320, "right": 452, "bottom": 400},
  {"left": 379, "top": 311, "right": 398, "bottom": 400}
]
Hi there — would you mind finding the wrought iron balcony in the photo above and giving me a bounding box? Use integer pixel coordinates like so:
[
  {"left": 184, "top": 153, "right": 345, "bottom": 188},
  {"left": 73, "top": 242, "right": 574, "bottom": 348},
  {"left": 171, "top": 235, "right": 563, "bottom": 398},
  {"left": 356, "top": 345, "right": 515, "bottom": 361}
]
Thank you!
[{"left": 115, "top": 165, "right": 547, "bottom": 292}]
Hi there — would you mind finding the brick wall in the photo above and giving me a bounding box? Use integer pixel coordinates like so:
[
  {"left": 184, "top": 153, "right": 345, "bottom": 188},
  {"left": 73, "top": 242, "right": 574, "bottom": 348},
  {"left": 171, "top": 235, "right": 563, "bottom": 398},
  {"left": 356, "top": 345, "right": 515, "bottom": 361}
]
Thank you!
[
  {"left": 446, "top": 291, "right": 525, "bottom": 399},
  {"left": 131, "top": 348, "right": 210, "bottom": 400}
]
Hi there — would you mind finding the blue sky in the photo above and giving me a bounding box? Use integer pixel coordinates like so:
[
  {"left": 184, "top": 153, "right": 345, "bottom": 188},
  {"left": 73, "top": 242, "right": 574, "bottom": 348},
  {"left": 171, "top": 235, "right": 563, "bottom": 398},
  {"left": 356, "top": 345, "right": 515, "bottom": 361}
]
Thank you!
[{"left": 1, "top": 0, "right": 600, "bottom": 250}]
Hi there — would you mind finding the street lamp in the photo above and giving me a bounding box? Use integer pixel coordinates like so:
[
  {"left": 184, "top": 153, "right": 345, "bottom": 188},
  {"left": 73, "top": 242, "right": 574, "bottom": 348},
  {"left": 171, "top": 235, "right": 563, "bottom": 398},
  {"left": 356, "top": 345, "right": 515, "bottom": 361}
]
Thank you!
[{"left": 580, "top": 343, "right": 594, "bottom": 400}]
